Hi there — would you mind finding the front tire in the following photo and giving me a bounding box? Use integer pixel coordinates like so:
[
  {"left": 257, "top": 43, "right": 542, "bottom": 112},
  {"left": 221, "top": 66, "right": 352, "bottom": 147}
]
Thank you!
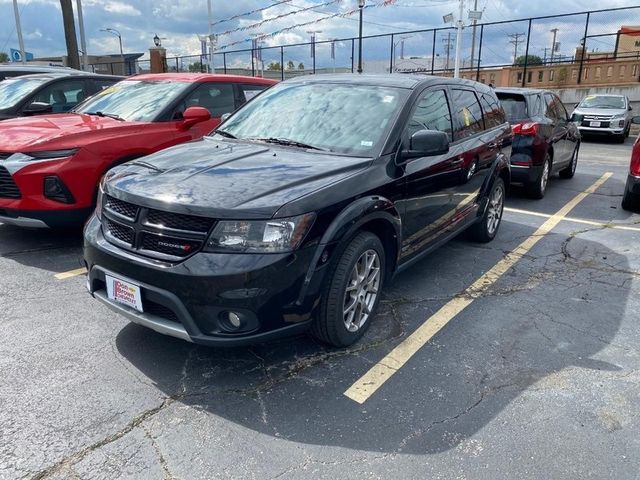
[
  {"left": 469, "top": 177, "right": 505, "bottom": 243},
  {"left": 526, "top": 154, "right": 551, "bottom": 199},
  {"left": 312, "top": 231, "right": 386, "bottom": 347},
  {"left": 559, "top": 144, "right": 579, "bottom": 179}
]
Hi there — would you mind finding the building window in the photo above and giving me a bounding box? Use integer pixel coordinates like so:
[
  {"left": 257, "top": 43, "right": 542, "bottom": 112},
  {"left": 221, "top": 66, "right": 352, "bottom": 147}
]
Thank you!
[
  {"left": 607, "top": 66, "right": 613, "bottom": 77},
  {"left": 584, "top": 67, "right": 589, "bottom": 80},
  {"left": 633, "top": 64, "right": 638, "bottom": 77},
  {"left": 490, "top": 73, "right": 495, "bottom": 82},
  {"left": 538, "top": 71, "right": 544, "bottom": 82},
  {"left": 571, "top": 69, "right": 578, "bottom": 80},
  {"left": 595, "top": 67, "right": 601, "bottom": 79},
  {"left": 549, "top": 70, "right": 555, "bottom": 81},
  {"left": 620, "top": 65, "right": 627, "bottom": 77},
  {"left": 517, "top": 72, "right": 523, "bottom": 82},
  {"left": 480, "top": 77, "right": 486, "bottom": 83},
  {"left": 527, "top": 71, "right": 532, "bottom": 83}
]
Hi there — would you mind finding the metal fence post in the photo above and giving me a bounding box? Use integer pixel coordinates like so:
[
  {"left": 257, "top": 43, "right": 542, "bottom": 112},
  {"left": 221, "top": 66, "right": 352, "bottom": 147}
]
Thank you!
[
  {"left": 280, "top": 46, "right": 285, "bottom": 81},
  {"left": 522, "top": 18, "right": 532, "bottom": 87},
  {"left": 577, "top": 12, "right": 590, "bottom": 85},
  {"left": 431, "top": 29, "right": 437, "bottom": 74},
  {"left": 223, "top": 53, "right": 227, "bottom": 74},
  {"left": 251, "top": 48, "right": 255, "bottom": 77},
  {"left": 175, "top": 57, "right": 179, "bottom": 72},
  {"left": 476, "top": 24, "right": 484, "bottom": 81},
  {"left": 351, "top": 39, "right": 355, "bottom": 73},
  {"left": 389, "top": 33, "right": 394, "bottom": 73}
]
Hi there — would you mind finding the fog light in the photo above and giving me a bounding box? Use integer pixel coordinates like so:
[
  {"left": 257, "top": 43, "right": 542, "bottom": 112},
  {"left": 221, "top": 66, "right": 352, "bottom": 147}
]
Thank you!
[
  {"left": 228, "top": 312, "right": 242, "bottom": 328},
  {"left": 43, "top": 176, "right": 75, "bottom": 204}
]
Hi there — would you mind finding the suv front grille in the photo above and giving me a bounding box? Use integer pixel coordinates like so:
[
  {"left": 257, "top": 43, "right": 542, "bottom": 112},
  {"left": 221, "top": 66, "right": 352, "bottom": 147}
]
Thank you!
[
  {"left": 0, "top": 166, "right": 21, "bottom": 199},
  {"left": 101, "top": 195, "right": 215, "bottom": 261}
]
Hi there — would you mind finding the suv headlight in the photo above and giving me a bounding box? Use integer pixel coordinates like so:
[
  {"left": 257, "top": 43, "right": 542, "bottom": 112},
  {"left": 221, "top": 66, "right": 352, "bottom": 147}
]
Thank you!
[
  {"left": 5, "top": 149, "right": 79, "bottom": 174},
  {"left": 204, "top": 213, "right": 315, "bottom": 253},
  {"left": 610, "top": 113, "right": 626, "bottom": 120}
]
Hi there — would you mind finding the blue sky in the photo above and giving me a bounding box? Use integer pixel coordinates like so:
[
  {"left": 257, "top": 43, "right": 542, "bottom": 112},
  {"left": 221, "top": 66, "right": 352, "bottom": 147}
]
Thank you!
[{"left": 0, "top": 0, "right": 637, "bottom": 69}]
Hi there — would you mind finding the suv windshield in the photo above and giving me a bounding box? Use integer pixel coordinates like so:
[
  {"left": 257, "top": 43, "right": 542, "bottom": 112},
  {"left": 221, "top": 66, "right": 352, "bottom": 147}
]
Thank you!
[
  {"left": 578, "top": 95, "right": 626, "bottom": 109},
  {"left": 0, "top": 77, "right": 49, "bottom": 109},
  {"left": 218, "top": 82, "right": 409, "bottom": 155},
  {"left": 75, "top": 80, "right": 191, "bottom": 122}
]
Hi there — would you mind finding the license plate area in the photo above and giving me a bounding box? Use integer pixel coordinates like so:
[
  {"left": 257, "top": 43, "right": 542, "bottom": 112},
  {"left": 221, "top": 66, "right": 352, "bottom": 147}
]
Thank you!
[
  {"left": 590, "top": 121, "right": 601, "bottom": 127},
  {"left": 105, "top": 274, "right": 144, "bottom": 313}
]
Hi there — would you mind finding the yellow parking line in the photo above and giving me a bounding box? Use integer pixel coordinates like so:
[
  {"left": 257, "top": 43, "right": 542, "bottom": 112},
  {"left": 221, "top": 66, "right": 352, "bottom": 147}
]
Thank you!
[
  {"left": 505, "top": 207, "right": 640, "bottom": 232},
  {"left": 54, "top": 267, "right": 88, "bottom": 280},
  {"left": 344, "top": 172, "right": 613, "bottom": 404}
]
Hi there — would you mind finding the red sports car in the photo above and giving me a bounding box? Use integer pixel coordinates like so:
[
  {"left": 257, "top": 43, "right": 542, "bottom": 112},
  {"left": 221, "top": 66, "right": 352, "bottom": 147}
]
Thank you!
[{"left": 0, "top": 73, "right": 276, "bottom": 228}]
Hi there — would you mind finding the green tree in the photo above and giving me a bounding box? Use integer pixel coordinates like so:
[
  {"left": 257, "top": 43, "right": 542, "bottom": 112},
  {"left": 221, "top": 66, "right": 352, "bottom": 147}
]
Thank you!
[
  {"left": 287, "top": 60, "right": 295, "bottom": 70},
  {"left": 514, "top": 54, "right": 543, "bottom": 66},
  {"left": 267, "top": 62, "right": 281, "bottom": 71},
  {"left": 0, "top": 52, "right": 9, "bottom": 63},
  {"left": 189, "top": 62, "right": 204, "bottom": 72},
  {"left": 298, "top": 62, "right": 305, "bottom": 70}
]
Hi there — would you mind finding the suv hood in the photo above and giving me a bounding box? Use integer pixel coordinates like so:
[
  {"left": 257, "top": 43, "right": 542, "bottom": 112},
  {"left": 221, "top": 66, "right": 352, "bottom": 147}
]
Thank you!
[
  {"left": 0, "top": 113, "right": 143, "bottom": 151},
  {"left": 106, "top": 137, "right": 372, "bottom": 219},
  {"left": 573, "top": 107, "right": 627, "bottom": 117}
]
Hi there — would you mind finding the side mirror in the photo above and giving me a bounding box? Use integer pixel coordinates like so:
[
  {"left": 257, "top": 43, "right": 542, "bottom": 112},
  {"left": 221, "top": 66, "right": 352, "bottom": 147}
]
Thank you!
[
  {"left": 180, "top": 106, "right": 211, "bottom": 130},
  {"left": 399, "top": 130, "right": 450, "bottom": 163},
  {"left": 628, "top": 105, "right": 633, "bottom": 111},
  {"left": 23, "top": 102, "right": 53, "bottom": 115},
  {"left": 220, "top": 112, "right": 232, "bottom": 122},
  {"left": 632, "top": 116, "right": 640, "bottom": 125},
  {"left": 574, "top": 103, "right": 579, "bottom": 108}
]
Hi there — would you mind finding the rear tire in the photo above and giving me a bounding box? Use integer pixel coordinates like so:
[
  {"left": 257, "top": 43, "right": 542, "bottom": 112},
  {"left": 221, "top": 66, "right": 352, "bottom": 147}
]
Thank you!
[
  {"left": 559, "top": 144, "right": 579, "bottom": 179},
  {"left": 312, "top": 231, "right": 386, "bottom": 347},
  {"left": 622, "top": 190, "right": 640, "bottom": 212},
  {"left": 526, "top": 154, "right": 551, "bottom": 199},
  {"left": 469, "top": 177, "right": 505, "bottom": 243}
]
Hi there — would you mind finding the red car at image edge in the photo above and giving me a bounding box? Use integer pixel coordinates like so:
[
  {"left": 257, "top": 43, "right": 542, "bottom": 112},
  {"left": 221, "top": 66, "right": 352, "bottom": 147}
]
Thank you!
[
  {"left": 0, "top": 73, "right": 276, "bottom": 228},
  {"left": 622, "top": 117, "right": 640, "bottom": 211}
]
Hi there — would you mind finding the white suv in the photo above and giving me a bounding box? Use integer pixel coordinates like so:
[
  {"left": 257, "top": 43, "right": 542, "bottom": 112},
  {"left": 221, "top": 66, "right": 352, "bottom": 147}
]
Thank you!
[{"left": 571, "top": 94, "right": 632, "bottom": 143}]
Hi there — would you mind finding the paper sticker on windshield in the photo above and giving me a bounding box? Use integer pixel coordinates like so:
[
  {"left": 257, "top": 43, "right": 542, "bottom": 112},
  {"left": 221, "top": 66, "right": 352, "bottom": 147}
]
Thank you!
[
  {"left": 584, "top": 95, "right": 595, "bottom": 100},
  {"left": 99, "top": 86, "right": 119, "bottom": 95},
  {"left": 361, "top": 140, "right": 374, "bottom": 147},
  {"left": 382, "top": 95, "right": 395, "bottom": 103}
]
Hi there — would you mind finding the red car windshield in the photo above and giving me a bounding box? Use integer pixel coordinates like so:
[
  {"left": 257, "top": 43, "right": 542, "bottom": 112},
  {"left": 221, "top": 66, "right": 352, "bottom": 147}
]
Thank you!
[{"left": 75, "top": 80, "right": 191, "bottom": 122}]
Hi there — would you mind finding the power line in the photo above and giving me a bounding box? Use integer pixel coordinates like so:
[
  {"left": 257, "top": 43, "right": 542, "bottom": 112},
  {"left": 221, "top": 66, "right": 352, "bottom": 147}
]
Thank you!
[{"left": 212, "top": 1, "right": 293, "bottom": 27}]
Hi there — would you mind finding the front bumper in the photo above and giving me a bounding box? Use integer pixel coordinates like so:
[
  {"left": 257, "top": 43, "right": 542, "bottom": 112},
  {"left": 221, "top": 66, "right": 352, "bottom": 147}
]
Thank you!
[
  {"left": 83, "top": 216, "right": 327, "bottom": 346},
  {"left": 577, "top": 125, "right": 626, "bottom": 136},
  {"left": 0, "top": 207, "right": 92, "bottom": 228}
]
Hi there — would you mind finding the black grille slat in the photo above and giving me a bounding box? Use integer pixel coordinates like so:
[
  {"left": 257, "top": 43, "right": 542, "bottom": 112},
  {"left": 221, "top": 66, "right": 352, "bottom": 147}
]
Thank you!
[
  {"left": 141, "top": 233, "right": 202, "bottom": 258},
  {"left": 144, "top": 301, "right": 180, "bottom": 323},
  {"left": 105, "top": 195, "right": 139, "bottom": 220},
  {"left": 146, "top": 209, "right": 215, "bottom": 233},
  {"left": 105, "top": 219, "right": 134, "bottom": 245},
  {"left": 0, "top": 167, "right": 21, "bottom": 199}
]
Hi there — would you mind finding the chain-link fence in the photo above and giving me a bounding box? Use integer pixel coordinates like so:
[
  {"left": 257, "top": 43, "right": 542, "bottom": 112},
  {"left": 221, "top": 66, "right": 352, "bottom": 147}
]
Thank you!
[{"left": 89, "top": 6, "right": 640, "bottom": 88}]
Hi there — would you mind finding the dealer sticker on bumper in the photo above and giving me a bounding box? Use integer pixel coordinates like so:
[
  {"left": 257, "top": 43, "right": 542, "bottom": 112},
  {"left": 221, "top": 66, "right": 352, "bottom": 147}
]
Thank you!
[{"left": 105, "top": 275, "right": 144, "bottom": 312}]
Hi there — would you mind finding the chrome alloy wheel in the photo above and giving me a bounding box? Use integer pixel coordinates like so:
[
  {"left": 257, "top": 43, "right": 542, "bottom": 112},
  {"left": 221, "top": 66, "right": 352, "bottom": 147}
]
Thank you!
[
  {"left": 486, "top": 183, "right": 504, "bottom": 236},
  {"left": 541, "top": 160, "right": 550, "bottom": 193},
  {"left": 570, "top": 148, "right": 578, "bottom": 175},
  {"left": 343, "top": 249, "right": 381, "bottom": 333}
]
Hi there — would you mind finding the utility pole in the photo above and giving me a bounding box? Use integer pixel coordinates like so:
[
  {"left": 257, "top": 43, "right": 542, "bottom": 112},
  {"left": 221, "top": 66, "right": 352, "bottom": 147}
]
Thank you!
[
  {"left": 207, "top": 0, "right": 215, "bottom": 73},
  {"left": 549, "top": 28, "right": 558, "bottom": 64},
  {"left": 12, "top": 0, "right": 26, "bottom": 63},
  {"left": 60, "top": 0, "right": 80, "bottom": 69},
  {"left": 76, "top": 0, "right": 88, "bottom": 70},
  {"left": 469, "top": 0, "right": 478, "bottom": 70},
  {"left": 508, "top": 32, "right": 525, "bottom": 64},
  {"left": 453, "top": 0, "right": 464, "bottom": 78},
  {"left": 443, "top": 33, "right": 454, "bottom": 71}
]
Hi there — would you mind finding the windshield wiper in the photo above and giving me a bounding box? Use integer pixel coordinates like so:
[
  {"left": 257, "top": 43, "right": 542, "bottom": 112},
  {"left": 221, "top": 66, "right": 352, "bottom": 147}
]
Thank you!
[
  {"left": 86, "top": 111, "right": 125, "bottom": 121},
  {"left": 215, "top": 129, "right": 236, "bottom": 139},
  {"left": 251, "top": 137, "right": 329, "bottom": 151}
]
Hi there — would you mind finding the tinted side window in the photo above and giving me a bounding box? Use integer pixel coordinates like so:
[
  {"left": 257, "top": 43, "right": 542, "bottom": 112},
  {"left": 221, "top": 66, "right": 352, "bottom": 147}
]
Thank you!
[
  {"left": 544, "top": 93, "right": 558, "bottom": 120},
  {"left": 240, "top": 84, "right": 269, "bottom": 103},
  {"left": 452, "top": 89, "right": 484, "bottom": 140},
  {"left": 183, "top": 83, "right": 236, "bottom": 118},
  {"left": 405, "top": 89, "right": 453, "bottom": 141},
  {"left": 480, "top": 93, "right": 505, "bottom": 129},
  {"left": 32, "top": 80, "right": 90, "bottom": 112}
]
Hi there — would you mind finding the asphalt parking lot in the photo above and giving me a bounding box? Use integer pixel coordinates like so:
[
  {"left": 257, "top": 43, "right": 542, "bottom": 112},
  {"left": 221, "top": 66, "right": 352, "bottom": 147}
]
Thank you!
[{"left": 1, "top": 138, "right": 639, "bottom": 480}]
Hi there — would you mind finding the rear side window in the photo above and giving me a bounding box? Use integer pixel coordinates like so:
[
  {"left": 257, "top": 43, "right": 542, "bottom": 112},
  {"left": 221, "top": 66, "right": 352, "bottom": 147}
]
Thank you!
[
  {"left": 452, "top": 89, "right": 484, "bottom": 140},
  {"left": 183, "top": 82, "right": 236, "bottom": 118},
  {"left": 33, "top": 79, "right": 90, "bottom": 113},
  {"left": 240, "top": 84, "right": 269, "bottom": 102},
  {"left": 497, "top": 93, "right": 527, "bottom": 122},
  {"left": 479, "top": 93, "right": 505, "bottom": 129},
  {"left": 405, "top": 89, "right": 453, "bottom": 141}
]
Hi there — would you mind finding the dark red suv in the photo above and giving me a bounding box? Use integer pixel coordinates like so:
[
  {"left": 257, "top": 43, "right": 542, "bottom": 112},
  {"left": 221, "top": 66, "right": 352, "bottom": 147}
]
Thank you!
[
  {"left": 496, "top": 88, "right": 581, "bottom": 199},
  {"left": 0, "top": 73, "right": 276, "bottom": 228}
]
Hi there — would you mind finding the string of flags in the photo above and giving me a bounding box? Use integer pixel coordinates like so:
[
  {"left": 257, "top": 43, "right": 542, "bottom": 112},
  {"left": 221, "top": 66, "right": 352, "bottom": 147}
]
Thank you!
[
  {"left": 211, "top": 1, "right": 293, "bottom": 27},
  {"left": 217, "top": 0, "right": 398, "bottom": 51}
]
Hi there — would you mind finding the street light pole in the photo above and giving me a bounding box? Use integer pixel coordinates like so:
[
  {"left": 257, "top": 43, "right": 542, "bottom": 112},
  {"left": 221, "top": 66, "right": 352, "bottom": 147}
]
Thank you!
[
  {"left": 13, "top": 0, "right": 26, "bottom": 64},
  {"left": 101, "top": 28, "right": 124, "bottom": 74},
  {"left": 207, "top": 0, "right": 215, "bottom": 73},
  {"left": 550, "top": 28, "right": 558, "bottom": 64},
  {"left": 453, "top": 0, "right": 464, "bottom": 78},
  {"left": 357, "top": 0, "right": 365, "bottom": 73},
  {"left": 76, "top": 0, "right": 88, "bottom": 70}
]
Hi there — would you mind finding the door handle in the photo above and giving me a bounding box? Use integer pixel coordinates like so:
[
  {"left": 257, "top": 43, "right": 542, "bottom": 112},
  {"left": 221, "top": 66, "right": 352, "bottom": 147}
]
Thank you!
[
  {"left": 488, "top": 142, "right": 499, "bottom": 150},
  {"left": 451, "top": 158, "right": 464, "bottom": 166}
]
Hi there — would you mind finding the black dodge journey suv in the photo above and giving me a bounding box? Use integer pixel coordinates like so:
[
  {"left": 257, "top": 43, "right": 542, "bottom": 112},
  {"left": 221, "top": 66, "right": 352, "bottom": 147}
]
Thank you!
[{"left": 84, "top": 74, "right": 512, "bottom": 347}]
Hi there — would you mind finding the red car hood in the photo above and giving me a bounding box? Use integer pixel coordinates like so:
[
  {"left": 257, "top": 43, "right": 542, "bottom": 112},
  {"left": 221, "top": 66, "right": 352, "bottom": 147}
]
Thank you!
[{"left": 0, "top": 113, "right": 147, "bottom": 151}]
